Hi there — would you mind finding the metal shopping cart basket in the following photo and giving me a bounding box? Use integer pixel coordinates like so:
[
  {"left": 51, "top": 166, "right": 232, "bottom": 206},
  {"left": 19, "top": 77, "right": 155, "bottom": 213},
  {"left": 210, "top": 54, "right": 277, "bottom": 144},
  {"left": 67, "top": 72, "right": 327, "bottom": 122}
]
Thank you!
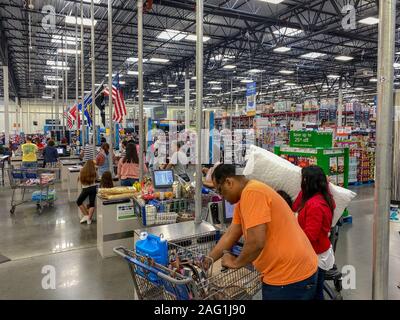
[
  {"left": 113, "top": 231, "right": 261, "bottom": 300},
  {"left": 7, "top": 167, "right": 56, "bottom": 214}
]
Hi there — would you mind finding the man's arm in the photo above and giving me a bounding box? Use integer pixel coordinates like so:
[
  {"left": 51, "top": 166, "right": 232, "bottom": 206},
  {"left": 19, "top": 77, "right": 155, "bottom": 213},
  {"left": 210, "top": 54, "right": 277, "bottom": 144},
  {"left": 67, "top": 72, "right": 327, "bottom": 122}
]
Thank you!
[
  {"left": 222, "top": 224, "right": 266, "bottom": 269},
  {"left": 208, "top": 223, "right": 243, "bottom": 264}
]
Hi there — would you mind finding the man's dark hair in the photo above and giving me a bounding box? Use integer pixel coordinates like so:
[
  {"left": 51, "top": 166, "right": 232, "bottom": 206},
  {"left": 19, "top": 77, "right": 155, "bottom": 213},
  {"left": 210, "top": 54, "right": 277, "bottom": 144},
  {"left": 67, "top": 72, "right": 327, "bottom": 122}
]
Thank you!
[
  {"left": 48, "top": 140, "right": 55, "bottom": 147},
  {"left": 277, "top": 190, "right": 293, "bottom": 208},
  {"left": 211, "top": 163, "right": 236, "bottom": 185}
]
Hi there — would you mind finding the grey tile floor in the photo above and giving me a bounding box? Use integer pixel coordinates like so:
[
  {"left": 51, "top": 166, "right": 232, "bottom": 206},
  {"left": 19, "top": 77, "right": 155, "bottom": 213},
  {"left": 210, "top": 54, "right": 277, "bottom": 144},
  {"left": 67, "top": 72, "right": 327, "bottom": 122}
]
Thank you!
[{"left": 0, "top": 182, "right": 399, "bottom": 299}]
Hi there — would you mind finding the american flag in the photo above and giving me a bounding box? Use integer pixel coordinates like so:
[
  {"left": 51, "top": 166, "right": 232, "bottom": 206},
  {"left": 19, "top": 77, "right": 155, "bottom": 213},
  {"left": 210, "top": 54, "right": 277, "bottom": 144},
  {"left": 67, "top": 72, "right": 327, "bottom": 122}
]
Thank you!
[
  {"left": 67, "top": 103, "right": 79, "bottom": 129},
  {"left": 103, "top": 74, "right": 127, "bottom": 123}
]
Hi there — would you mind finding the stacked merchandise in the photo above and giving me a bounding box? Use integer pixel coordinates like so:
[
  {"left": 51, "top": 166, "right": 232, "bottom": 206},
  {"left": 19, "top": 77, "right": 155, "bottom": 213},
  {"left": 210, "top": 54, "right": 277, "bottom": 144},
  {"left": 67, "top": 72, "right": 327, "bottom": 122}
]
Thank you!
[
  {"left": 328, "top": 156, "right": 345, "bottom": 187},
  {"left": 350, "top": 149, "right": 375, "bottom": 184},
  {"left": 40, "top": 173, "right": 55, "bottom": 184},
  {"left": 303, "top": 99, "right": 319, "bottom": 112},
  {"left": 280, "top": 155, "right": 317, "bottom": 168},
  {"left": 348, "top": 156, "right": 358, "bottom": 184},
  {"left": 32, "top": 189, "right": 56, "bottom": 201}
]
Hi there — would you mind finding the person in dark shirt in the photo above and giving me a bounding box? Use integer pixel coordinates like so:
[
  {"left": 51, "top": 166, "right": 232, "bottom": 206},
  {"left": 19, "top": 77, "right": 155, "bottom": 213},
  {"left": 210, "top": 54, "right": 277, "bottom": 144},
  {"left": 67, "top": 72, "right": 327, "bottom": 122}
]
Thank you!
[{"left": 43, "top": 140, "right": 59, "bottom": 168}]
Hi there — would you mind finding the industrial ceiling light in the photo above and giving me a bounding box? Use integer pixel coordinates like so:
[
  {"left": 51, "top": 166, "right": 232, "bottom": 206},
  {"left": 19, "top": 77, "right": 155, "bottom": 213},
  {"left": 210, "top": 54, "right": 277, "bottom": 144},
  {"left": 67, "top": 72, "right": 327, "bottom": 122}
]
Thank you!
[
  {"left": 46, "top": 60, "right": 67, "bottom": 66},
  {"left": 223, "top": 65, "right": 236, "bottom": 69},
  {"left": 65, "top": 16, "right": 97, "bottom": 27},
  {"left": 185, "top": 35, "right": 211, "bottom": 42},
  {"left": 359, "top": 17, "right": 379, "bottom": 25},
  {"left": 44, "top": 76, "right": 63, "bottom": 81},
  {"left": 127, "top": 71, "right": 139, "bottom": 76},
  {"left": 42, "top": 95, "right": 53, "bottom": 99},
  {"left": 258, "top": 0, "right": 285, "bottom": 4},
  {"left": 149, "top": 57, "right": 170, "bottom": 63},
  {"left": 174, "top": 96, "right": 183, "bottom": 99},
  {"left": 45, "top": 85, "right": 58, "bottom": 89},
  {"left": 335, "top": 55, "right": 354, "bottom": 62},
  {"left": 355, "top": 87, "right": 364, "bottom": 91},
  {"left": 208, "top": 81, "right": 221, "bottom": 84},
  {"left": 273, "top": 27, "right": 302, "bottom": 37},
  {"left": 126, "top": 57, "right": 148, "bottom": 63},
  {"left": 151, "top": 90, "right": 160, "bottom": 93},
  {"left": 57, "top": 48, "right": 81, "bottom": 55},
  {"left": 83, "top": 0, "right": 101, "bottom": 3},
  {"left": 106, "top": 73, "right": 116, "bottom": 77},
  {"left": 240, "top": 79, "right": 254, "bottom": 83},
  {"left": 211, "top": 86, "right": 222, "bottom": 90},
  {"left": 300, "top": 52, "right": 326, "bottom": 59},
  {"left": 273, "top": 46, "right": 291, "bottom": 53},
  {"left": 51, "top": 35, "right": 80, "bottom": 45},
  {"left": 50, "top": 66, "right": 70, "bottom": 70},
  {"left": 279, "top": 69, "right": 294, "bottom": 75},
  {"left": 157, "top": 29, "right": 187, "bottom": 41},
  {"left": 161, "top": 99, "right": 170, "bottom": 102},
  {"left": 168, "top": 84, "right": 177, "bottom": 88},
  {"left": 327, "top": 74, "right": 340, "bottom": 79},
  {"left": 284, "top": 82, "right": 296, "bottom": 86},
  {"left": 248, "top": 69, "right": 265, "bottom": 73},
  {"left": 119, "top": 81, "right": 126, "bottom": 85},
  {"left": 394, "top": 63, "right": 400, "bottom": 69},
  {"left": 191, "top": 76, "right": 197, "bottom": 80},
  {"left": 369, "top": 78, "right": 378, "bottom": 82}
]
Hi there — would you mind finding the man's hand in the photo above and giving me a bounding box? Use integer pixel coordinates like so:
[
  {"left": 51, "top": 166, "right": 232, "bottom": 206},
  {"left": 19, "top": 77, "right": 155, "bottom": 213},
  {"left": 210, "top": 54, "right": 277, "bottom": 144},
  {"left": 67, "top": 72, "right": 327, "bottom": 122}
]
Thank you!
[{"left": 221, "top": 252, "right": 238, "bottom": 269}]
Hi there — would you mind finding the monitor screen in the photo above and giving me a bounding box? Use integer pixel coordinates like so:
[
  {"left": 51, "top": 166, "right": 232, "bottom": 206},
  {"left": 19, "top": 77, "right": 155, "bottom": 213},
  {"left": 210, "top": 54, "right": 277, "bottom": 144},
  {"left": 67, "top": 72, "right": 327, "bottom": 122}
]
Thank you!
[
  {"left": 223, "top": 200, "right": 235, "bottom": 223},
  {"left": 57, "top": 148, "right": 64, "bottom": 155},
  {"left": 153, "top": 170, "right": 174, "bottom": 189}
]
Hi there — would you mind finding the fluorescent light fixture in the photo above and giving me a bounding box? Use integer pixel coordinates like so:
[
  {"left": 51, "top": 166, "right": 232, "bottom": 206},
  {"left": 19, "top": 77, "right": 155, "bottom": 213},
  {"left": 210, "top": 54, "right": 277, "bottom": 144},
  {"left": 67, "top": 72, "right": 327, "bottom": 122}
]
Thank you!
[
  {"left": 119, "top": 81, "right": 126, "bottom": 85},
  {"left": 83, "top": 0, "right": 101, "bottom": 3},
  {"left": 273, "top": 27, "right": 302, "bottom": 37},
  {"left": 106, "top": 73, "right": 124, "bottom": 77},
  {"left": 150, "top": 82, "right": 157, "bottom": 85},
  {"left": 284, "top": 82, "right": 296, "bottom": 86},
  {"left": 161, "top": 99, "right": 170, "bottom": 102},
  {"left": 335, "top": 55, "right": 353, "bottom": 62},
  {"left": 223, "top": 65, "right": 237, "bottom": 69},
  {"left": 355, "top": 87, "right": 364, "bottom": 91},
  {"left": 157, "top": 29, "right": 187, "bottom": 41},
  {"left": 211, "top": 87, "right": 222, "bottom": 90},
  {"left": 149, "top": 57, "right": 170, "bottom": 63},
  {"left": 127, "top": 71, "right": 139, "bottom": 76},
  {"left": 65, "top": 16, "right": 97, "bottom": 27},
  {"left": 174, "top": 96, "right": 183, "bottom": 99},
  {"left": 163, "top": 94, "right": 173, "bottom": 97},
  {"left": 151, "top": 90, "right": 160, "bottom": 93},
  {"left": 45, "top": 85, "right": 58, "bottom": 89},
  {"left": 211, "top": 54, "right": 234, "bottom": 62},
  {"left": 240, "top": 79, "right": 254, "bottom": 83},
  {"left": 396, "top": 52, "right": 400, "bottom": 55},
  {"left": 50, "top": 66, "right": 70, "bottom": 70},
  {"left": 57, "top": 48, "right": 81, "bottom": 55},
  {"left": 273, "top": 46, "right": 291, "bottom": 53},
  {"left": 369, "top": 78, "right": 378, "bottom": 82},
  {"left": 394, "top": 63, "right": 400, "bottom": 69},
  {"left": 46, "top": 60, "right": 67, "bottom": 66},
  {"left": 279, "top": 69, "right": 294, "bottom": 75},
  {"left": 327, "top": 74, "right": 340, "bottom": 79},
  {"left": 300, "top": 52, "right": 326, "bottom": 59},
  {"left": 258, "top": 0, "right": 285, "bottom": 4},
  {"left": 168, "top": 84, "right": 177, "bottom": 88},
  {"left": 51, "top": 35, "right": 79, "bottom": 45},
  {"left": 248, "top": 69, "right": 265, "bottom": 73},
  {"left": 44, "top": 76, "right": 63, "bottom": 81},
  {"left": 185, "top": 34, "right": 211, "bottom": 42},
  {"left": 191, "top": 76, "right": 197, "bottom": 80},
  {"left": 126, "top": 57, "right": 148, "bottom": 63},
  {"left": 208, "top": 81, "right": 221, "bottom": 84},
  {"left": 359, "top": 17, "right": 379, "bottom": 25},
  {"left": 42, "top": 95, "right": 53, "bottom": 99}
]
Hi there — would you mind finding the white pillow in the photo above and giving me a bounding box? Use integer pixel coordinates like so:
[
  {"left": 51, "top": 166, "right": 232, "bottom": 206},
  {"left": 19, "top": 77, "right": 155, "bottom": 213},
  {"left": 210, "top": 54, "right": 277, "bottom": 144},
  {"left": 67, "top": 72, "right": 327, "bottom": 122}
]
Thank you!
[{"left": 243, "top": 145, "right": 357, "bottom": 226}]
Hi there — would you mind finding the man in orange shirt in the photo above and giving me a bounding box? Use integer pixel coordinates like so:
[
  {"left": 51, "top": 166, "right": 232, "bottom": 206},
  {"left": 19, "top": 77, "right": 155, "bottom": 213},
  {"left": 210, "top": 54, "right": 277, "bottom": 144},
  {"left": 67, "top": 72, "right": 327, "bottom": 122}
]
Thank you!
[{"left": 208, "top": 164, "right": 319, "bottom": 300}]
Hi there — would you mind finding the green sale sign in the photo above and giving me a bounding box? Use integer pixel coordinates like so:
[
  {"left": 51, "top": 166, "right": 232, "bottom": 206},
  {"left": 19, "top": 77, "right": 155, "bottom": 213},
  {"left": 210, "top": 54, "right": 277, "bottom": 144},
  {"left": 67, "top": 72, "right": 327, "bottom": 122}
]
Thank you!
[{"left": 289, "top": 131, "right": 333, "bottom": 148}]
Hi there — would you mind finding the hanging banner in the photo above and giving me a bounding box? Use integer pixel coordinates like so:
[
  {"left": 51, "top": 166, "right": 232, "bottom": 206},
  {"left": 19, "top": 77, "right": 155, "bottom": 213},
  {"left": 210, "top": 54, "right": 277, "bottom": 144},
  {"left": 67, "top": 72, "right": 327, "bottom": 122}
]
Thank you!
[{"left": 246, "top": 82, "right": 257, "bottom": 116}]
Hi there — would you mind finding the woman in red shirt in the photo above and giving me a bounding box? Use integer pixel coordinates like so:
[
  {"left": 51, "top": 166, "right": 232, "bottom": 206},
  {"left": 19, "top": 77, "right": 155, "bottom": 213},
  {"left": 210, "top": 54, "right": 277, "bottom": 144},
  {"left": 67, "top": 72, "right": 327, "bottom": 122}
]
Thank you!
[{"left": 293, "top": 165, "right": 336, "bottom": 300}]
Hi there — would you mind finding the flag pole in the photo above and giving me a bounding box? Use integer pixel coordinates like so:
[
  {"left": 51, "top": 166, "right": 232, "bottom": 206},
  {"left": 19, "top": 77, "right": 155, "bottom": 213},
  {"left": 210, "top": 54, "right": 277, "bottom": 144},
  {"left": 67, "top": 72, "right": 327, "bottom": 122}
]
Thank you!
[
  {"left": 91, "top": 0, "right": 96, "bottom": 153},
  {"left": 80, "top": 0, "right": 86, "bottom": 147},
  {"left": 138, "top": 0, "right": 144, "bottom": 181},
  {"left": 108, "top": 0, "right": 114, "bottom": 173},
  {"left": 75, "top": 3, "right": 79, "bottom": 140}
]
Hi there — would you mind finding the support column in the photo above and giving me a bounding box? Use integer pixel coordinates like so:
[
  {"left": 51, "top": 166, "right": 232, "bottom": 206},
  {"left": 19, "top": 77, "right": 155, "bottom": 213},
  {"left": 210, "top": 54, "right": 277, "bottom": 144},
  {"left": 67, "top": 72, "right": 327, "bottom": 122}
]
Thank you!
[
  {"left": 108, "top": 0, "right": 114, "bottom": 173},
  {"left": 373, "top": 0, "right": 396, "bottom": 300},
  {"left": 338, "top": 89, "right": 343, "bottom": 127},
  {"left": 185, "top": 68, "right": 190, "bottom": 130},
  {"left": 138, "top": 0, "right": 144, "bottom": 181},
  {"left": 3, "top": 66, "right": 10, "bottom": 145},
  {"left": 80, "top": 0, "right": 86, "bottom": 146},
  {"left": 19, "top": 98, "right": 22, "bottom": 134},
  {"left": 75, "top": 4, "right": 79, "bottom": 135},
  {"left": 195, "top": 0, "right": 204, "bottom": 224},
  {"left": 91, "top": 0, "right": 96, "bottom": 152}
]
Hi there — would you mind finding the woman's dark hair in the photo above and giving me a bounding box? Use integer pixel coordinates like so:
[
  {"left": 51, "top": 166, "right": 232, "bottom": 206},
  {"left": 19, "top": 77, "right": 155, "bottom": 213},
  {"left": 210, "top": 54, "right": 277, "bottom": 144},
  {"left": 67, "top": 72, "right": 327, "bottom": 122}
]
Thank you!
[
  {"left": 123, "top": 143, "right": 139, "bottom": 164},
  {"left": 277, "top": 190, "right": 293, "bottom": 208},
  {"left": 102, "top": 143, "right": 110, "bottom": 155},
  {"left": 211, "top": 163, "right": 235, "bottom": 185},
  {"left": 100, "top": 171, "right": 114, "bottom": 188},
  {"left": 48, "top": 140, "right": 55, "bottom": 147},
  {"left": 301, "top": 165, "right": 335, "bottom": 211}
]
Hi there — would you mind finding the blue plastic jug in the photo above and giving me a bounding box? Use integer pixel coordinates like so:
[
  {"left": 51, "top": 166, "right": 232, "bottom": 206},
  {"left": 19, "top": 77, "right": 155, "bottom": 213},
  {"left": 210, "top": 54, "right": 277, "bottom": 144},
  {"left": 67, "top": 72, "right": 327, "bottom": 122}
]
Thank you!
[{"left": 136, "top": 232, "right": 168, "bottom": 267}]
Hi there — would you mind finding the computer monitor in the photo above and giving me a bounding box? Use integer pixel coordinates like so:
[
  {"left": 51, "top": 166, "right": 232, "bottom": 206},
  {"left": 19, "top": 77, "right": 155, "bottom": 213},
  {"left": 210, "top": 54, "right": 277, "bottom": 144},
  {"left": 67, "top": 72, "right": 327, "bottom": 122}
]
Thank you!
[
  {"left": 152, "top": 170, "right": 174, "bottom": 189},
  {"left": 57, "top": 147, "right": 64, "bottom": 155},
  {"left": 223, "top": 199, "right": 235, "bottom": 224}
]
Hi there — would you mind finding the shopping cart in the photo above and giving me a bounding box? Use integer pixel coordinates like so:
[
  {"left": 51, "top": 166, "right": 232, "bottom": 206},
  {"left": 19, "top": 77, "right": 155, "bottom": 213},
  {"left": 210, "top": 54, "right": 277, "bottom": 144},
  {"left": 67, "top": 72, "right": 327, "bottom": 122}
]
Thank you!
[
  {"left": 7, "top": 167, "right": 56, "bottom": 214},
  {"left": 113, "top": 231, "right": 261, "bottom": 300}
]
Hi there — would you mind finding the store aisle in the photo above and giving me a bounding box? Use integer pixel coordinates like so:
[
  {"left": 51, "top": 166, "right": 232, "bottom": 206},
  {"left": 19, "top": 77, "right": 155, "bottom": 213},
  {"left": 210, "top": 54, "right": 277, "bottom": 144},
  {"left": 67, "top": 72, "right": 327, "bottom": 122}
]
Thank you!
[{"left": 335, "top": 185, "right": 400, "bottom": 300}]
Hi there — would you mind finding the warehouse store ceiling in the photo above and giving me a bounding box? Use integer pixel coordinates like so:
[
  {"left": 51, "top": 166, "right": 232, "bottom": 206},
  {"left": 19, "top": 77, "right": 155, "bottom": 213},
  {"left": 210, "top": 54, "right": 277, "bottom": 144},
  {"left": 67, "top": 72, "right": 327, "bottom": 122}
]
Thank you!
[{"left": 0, "top": 0, "right": 399, "bottom": 106}]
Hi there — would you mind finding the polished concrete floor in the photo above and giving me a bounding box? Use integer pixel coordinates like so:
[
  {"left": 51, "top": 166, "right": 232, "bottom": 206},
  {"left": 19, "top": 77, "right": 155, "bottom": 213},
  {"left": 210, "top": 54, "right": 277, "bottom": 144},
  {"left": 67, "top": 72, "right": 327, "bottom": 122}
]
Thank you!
[{"left": 0, "top": 181, "right": 399, "bottom": 299}]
